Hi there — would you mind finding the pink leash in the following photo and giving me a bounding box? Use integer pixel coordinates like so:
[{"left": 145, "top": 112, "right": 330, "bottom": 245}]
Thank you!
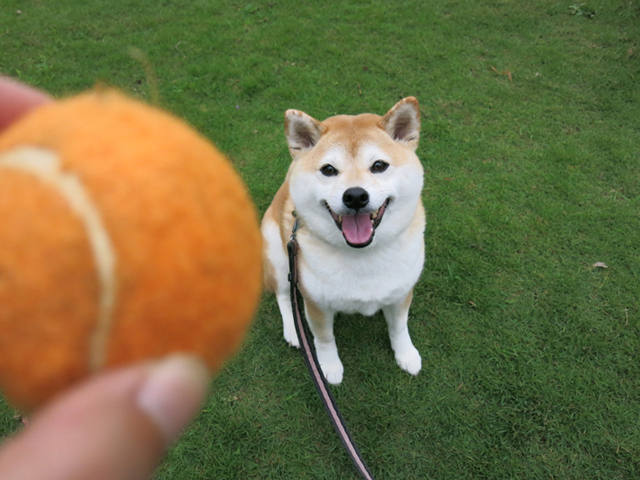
[{"left": 287, "top": 217, "right": 376, "bottom": 480}]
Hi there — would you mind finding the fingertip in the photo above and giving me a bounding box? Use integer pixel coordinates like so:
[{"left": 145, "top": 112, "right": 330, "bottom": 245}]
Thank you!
[{"left": 137, "top": 355, "right": 210, "bottom": 446}]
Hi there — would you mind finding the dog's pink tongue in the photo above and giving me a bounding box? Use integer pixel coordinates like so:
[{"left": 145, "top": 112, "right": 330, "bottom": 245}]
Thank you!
[{"left": 342, "top": 213, "right": 373, "bottom": 245}]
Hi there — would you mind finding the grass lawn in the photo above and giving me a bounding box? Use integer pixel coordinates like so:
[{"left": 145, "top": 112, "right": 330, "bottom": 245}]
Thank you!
[{"left": 1, "top": 0, "right": 640, "bottom": 478}]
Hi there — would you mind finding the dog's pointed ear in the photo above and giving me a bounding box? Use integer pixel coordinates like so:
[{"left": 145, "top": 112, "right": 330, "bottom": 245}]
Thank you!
[
  {"left": 378, "top": 97, "right": 421, "bottom": 151},
  {"left": 285, "top": 109, "right": 326, "bottom": 159}
]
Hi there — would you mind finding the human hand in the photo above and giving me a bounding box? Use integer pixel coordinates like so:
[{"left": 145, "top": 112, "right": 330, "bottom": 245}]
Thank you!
[
  {"left": 0, "top": 78, "right": 211, "bottom": 479},
  {"left": 0, "top": 356, "right": 209, "bottom": 480}
]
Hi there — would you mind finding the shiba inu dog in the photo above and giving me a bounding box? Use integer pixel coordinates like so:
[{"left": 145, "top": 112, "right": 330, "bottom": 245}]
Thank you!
[{"left": 262, "top": 97, "right": 425, "bottom": 385}]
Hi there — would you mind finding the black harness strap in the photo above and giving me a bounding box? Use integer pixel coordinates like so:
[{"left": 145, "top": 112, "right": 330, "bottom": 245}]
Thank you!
[{"left": 287, "top": 218, "right": 376, "bottom": 480}]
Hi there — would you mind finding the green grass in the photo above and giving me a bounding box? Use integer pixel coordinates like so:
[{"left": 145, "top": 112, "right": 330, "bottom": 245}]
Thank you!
[{"left": 1, "top": 0, "right": 640, "bottom": 478}]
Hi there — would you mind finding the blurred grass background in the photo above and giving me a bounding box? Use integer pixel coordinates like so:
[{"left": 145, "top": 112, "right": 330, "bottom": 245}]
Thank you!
[{"left": 1, "top": 0, "right": 639, "bottom": 478}]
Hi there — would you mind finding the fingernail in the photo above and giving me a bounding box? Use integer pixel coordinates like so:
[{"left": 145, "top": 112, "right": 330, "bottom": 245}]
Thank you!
[{"left": 137, "top": 355, "right": 210, "bottom": 446}]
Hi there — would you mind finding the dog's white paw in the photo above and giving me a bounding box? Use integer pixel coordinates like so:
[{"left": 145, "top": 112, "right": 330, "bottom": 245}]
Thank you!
[
  {"left": 396, "top": 347, "right": 422, "bottom": 376},
  {"left": 320, "top": 359, "right": 344, "bottom": 385},
  {"left": 314, "top": 340, "right": 343, "bottom": 384},
  {"left": 283, "top": 325, "right": 300, "bottom": 348}
]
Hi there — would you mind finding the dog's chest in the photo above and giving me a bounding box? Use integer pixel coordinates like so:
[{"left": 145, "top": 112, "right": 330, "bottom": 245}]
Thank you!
[{"left": 298, "top": 235, "right": 424, "bottom": 315}]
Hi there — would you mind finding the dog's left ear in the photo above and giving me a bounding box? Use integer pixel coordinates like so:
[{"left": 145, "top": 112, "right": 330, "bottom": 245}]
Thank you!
[{"left": 378, "top": 97, "right": 420, "bottom": 151}]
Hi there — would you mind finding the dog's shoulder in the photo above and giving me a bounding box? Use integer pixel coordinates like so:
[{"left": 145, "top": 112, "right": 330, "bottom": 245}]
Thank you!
[{"left": 262, "top": 178, "right": 296, "bottom": 248}]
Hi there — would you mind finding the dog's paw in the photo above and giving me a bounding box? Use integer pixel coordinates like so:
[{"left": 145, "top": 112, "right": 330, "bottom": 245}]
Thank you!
[
  {"left": 396, "top": 347, "right": 422, "bottom": 376},
  {"left": 283, "top": 328, "right": 300, "bottom": 348},
  {"left": 282, "top": 319, "right": 301, "bottom": 348},
  {"left": 320, "top": 360, "right": 344, "bottom": 385}
]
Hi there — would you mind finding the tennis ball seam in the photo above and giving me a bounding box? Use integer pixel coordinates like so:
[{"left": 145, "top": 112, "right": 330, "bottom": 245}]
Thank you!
[{"left": 0, "top": 146, "right": 116, "bottom": 371}]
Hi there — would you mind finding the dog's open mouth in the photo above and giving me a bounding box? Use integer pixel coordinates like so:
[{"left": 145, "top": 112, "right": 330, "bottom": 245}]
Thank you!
[{"left": 324, "top": 198, "right": 390, "bottom": 248}]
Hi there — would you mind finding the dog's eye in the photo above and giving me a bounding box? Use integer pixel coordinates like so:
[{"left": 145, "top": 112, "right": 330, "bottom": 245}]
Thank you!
[
  {"left": 320, "top": 164, "right": 339, "bottom": 177},
  {"left": 370, "top": 160, "right": 389, "bottom": 173}
]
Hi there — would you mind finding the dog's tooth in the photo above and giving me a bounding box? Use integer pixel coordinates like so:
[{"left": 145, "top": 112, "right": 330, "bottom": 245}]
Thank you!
[
  {"left": 371, "top": 211, "right": 378, "bottom": 220},
  {"left": 338, "top": 215, "right": 343, "bottom": 222}
]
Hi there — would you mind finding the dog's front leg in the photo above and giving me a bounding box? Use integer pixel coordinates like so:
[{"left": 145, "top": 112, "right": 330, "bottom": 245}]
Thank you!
[
  {"left": 276, "top": 291, "right": 300, "bottom": 348},
  {"left": 304, "top": 300, "right": 343, "bottom": 385},
  {"left": 382, "top": 290, "right": 422, "bottom": 376}
]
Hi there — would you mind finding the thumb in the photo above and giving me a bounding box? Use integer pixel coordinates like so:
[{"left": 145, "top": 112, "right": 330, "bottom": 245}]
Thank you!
[{"left": 0, "top": 355, "right": 210, "bottom": 480}]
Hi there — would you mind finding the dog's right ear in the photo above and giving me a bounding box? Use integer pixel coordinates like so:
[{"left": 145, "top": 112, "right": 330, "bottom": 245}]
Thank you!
[
  {"left": 378, "top": 97, "right": 421, "bottom": 151},
  {"left": 285, "top": 109, "right": 326, "bottom": 159}
]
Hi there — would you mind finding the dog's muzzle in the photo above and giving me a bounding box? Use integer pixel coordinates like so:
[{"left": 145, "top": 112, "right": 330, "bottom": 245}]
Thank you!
[{"left": 324, "top": 191, "right": 390, "bottom": 248}]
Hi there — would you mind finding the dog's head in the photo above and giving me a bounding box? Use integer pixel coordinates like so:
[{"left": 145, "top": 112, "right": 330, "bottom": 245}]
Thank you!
[{"left": 284, "top": 97, "right": 424, "bottom": 249}]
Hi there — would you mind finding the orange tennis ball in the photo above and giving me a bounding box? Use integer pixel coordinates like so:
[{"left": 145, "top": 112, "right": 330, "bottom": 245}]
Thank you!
[{"left": 0, "top": 90, "right": 262, "bottom": 411}]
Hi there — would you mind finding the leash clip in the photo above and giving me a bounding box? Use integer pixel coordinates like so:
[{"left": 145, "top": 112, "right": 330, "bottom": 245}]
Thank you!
[{"left": 287, "top": 214, "right": 300, "bottom": 285}]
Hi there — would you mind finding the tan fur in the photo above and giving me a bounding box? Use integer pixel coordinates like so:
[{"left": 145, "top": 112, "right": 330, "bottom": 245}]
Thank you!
[
  {"left": 262, "top": 179, "right": 295, "bottom": 292},
  {"left": 401, "top": 289, "right": 414, "bottom": 312}
]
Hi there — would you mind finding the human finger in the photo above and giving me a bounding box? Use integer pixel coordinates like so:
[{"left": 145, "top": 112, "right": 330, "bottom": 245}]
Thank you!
[{"left": 0, "top": 355, "right": 209, "bottom": 480}]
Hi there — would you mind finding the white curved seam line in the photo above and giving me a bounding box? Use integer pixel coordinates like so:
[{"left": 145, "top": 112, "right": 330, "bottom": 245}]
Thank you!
[{"left": 0, "top": 147, "right": 116, "bottom": 372}]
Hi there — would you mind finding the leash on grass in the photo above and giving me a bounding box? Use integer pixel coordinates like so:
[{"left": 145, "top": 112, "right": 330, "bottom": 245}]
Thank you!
[{"left": 287, "top": 216, "right": 376, "bottom": 480}]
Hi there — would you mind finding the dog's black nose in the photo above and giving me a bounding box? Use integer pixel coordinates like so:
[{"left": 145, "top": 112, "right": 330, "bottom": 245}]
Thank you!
[{"left": 342, "top": 187, "right": 369, "bottom": 210}]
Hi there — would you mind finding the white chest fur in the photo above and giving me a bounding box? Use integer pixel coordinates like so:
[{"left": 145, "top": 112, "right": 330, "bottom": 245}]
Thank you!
[{"left": 297, "top": 226, "right": 424, "bottom": 316}]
